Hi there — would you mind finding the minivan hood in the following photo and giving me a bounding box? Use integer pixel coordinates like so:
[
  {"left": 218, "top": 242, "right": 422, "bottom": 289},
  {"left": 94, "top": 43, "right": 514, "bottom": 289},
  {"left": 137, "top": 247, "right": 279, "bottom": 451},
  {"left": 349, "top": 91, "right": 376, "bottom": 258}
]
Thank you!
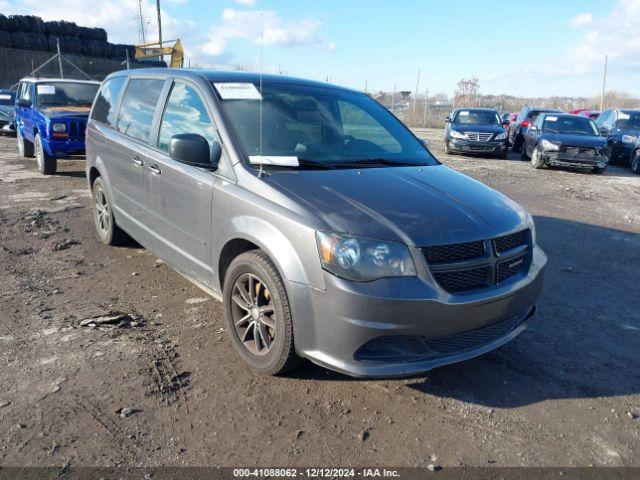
[
  {"left": 543, "top": 133, "right": 606, "bottom": 148},
  {"left": 267, "top": 165, "right": 528, "bottom": 246}
]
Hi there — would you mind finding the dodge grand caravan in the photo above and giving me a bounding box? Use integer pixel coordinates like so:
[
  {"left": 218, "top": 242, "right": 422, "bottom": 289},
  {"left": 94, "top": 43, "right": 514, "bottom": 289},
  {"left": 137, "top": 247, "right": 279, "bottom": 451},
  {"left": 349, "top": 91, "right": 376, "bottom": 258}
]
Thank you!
[{"left": 86, "top": 69, "right": 547, "bottom": 378}]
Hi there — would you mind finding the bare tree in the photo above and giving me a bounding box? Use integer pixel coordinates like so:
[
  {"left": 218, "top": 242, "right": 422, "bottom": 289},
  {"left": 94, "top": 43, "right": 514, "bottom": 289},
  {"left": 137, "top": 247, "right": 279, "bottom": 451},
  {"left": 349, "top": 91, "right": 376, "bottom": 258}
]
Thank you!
[{"left": 454, "top": 76, "right": 481, "bottom": 107}]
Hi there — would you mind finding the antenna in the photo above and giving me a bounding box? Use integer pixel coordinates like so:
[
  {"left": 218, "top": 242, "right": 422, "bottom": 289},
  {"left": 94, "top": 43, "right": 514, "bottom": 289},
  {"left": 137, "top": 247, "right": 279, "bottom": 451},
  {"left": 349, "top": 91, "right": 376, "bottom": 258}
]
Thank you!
[{"left": 258, "top": 11, "right": 265, "bottom": 177}]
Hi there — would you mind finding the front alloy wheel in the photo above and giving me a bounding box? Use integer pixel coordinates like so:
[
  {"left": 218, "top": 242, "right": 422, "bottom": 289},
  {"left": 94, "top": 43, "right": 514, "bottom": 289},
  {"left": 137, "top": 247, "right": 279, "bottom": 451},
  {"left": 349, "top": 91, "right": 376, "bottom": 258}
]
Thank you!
[
  {"left": 223, "top": 250, "right": 300, "bottom": 375},
  {"left": 531, "top": 147, "right": 545, "bottom": 169}
]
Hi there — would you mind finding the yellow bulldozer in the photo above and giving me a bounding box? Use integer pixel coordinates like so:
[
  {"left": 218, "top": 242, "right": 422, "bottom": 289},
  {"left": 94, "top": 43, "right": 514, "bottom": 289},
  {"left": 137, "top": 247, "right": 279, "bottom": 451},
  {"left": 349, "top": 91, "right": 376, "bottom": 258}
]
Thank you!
[{"left": 134, "top": 39, "right": 184, "bottom": 68}]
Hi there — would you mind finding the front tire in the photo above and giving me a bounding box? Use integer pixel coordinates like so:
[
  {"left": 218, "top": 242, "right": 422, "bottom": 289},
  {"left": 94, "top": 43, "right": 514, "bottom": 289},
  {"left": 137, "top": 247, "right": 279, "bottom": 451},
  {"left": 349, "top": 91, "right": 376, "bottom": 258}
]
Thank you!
[
  {"left": 91, "top": 177, "right": 127, "bottom": 245},
  {"left": 223, "top": 250, "right": 301, "bottom": 375},
  {"left": 17, "top": 130, "right": 34, "bottom": 158},
  {"left": 531, "top": 147, "right": 545, "bottom": 169},
  {"left": 631, "top": 149, "right": 640, "bottom": 175},
  {"left": 35, "top": 133, "right": 56, "bottom": 175}
]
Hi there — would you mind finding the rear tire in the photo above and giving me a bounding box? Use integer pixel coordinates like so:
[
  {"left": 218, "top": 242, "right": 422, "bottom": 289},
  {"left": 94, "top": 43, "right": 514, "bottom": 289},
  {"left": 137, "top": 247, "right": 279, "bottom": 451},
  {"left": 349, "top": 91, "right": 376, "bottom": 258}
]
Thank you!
[
  {"left": 631, "top": 150, "right": 640, "bottom": 175},
  {"left": 91, "top": 177, "right": 127, "bottom": 245},
  {"left": 531, "top": 147, "right": 545, "bottom": 169},
  {"left": 592, "top": 167, "right": 605, "bottom": 174},
  {"left": 520, "top": 142, "right": 529, "bottom": 160},
  {"left": 17, "top": 130, "right": 34, "bottom": 158},
  {"left": 35, "top": 133, "right": 56, "bottom": 175},
  {"left": 223, "top": 250, "right": 301, "bottom": 375},
  {"left": 444, "top": 141, "right": 450, "bottom": 155}
]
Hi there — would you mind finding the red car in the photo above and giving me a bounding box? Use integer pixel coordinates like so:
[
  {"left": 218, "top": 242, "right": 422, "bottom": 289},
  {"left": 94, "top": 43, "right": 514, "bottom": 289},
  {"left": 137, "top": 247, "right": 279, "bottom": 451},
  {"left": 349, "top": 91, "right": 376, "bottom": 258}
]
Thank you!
[{"left": 569, "top": 108, "right": 601, "bottom": 120}]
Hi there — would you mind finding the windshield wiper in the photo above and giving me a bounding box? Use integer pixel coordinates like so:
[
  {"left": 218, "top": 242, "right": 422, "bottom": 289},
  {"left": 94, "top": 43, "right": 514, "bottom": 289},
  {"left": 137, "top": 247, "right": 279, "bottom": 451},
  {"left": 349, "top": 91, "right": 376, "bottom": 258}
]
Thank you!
[{"left": 332, "top": 158, "right": 423, "bottom": 168}]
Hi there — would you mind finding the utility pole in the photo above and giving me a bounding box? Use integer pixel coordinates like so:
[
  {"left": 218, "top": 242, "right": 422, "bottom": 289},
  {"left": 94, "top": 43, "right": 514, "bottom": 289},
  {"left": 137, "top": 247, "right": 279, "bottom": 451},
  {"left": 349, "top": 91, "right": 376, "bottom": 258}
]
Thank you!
[
  {"left": 137, "top": 0, "right": 147, "bottom": 44},
  {"left": 600, "top": 54, "right": 608, "bottom": 111},
  {"left": 56, "top": 39, "right": 64, "bottom": 78},
  {"left": 156, "top": 0, "right": 162, "bottom": 45},
  {"left": 413, "top": 70, "right": 420, "bottom": 113},
  {"left": 423, "top": 87, "right": 429, "bottom": 128}
]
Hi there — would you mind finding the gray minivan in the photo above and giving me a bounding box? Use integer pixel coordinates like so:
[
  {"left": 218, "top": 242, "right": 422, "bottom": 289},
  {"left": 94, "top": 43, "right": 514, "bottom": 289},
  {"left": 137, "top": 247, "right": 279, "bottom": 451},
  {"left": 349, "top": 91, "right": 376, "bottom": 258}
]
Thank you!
[{"left": 86, "top": 69, "right": 547, "bottom": 378}]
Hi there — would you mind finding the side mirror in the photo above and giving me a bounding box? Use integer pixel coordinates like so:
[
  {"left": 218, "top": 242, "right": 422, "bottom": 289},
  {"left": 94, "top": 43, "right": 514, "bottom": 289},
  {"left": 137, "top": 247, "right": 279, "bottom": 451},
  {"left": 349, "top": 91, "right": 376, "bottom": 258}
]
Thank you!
[
  {"left": 17, "top": 98, "right": 31, "bottom": 108},
  {"left": 599, "top": 127, "right": 610, "bottom": 137},
  {"left": 502, "top": 121, "right": 510, "bottom": 128},
  {"left": 169, "top": 133, "right": 221, "bottom": 169},
  {"left": 445, "top": 116, "right": 451, "bottom": 123}
]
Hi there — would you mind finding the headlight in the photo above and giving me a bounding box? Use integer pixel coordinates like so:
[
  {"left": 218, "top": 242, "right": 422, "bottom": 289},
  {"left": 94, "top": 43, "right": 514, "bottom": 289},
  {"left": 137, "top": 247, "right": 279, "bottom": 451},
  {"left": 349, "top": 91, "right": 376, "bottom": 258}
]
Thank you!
[
  {"left": 494, "top": 131, "right": 508, "bottom": 140},
  {"left": 316, "top": 232, "right": 416, "bottom": 281},
  {"left": 621, "top": 134, "right": 636, "bottom": 144},
  {"left": 541, "top": 139, "right": 559, "bottom": 151},
  {"left": 449, "top": 129, "right": 466, "bottom": 140},
  {"left": 52, "top": 123, "right": 67, "bottom": 133}
]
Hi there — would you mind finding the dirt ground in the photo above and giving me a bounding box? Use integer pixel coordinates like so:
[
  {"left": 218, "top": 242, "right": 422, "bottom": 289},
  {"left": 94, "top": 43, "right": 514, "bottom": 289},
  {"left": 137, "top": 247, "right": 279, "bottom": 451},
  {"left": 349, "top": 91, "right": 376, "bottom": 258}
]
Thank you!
[{"left": 0, "top": 130, "right": 638, "bottom": 469}]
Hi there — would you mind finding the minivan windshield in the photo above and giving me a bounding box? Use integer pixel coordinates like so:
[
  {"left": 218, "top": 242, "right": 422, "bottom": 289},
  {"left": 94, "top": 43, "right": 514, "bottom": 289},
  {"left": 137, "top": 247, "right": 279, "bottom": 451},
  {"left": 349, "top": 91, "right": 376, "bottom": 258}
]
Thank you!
[
  {"left": 35, "top": 82, "right": 99, "bottom": 108},
  {"left": 617, "top": 110, "right": 640, "bottom": 129},
  {"left": 453, "top": 110, "right": 500, "bottom": 125},
  {"left": 542, "top": 115, "right": 598, "bottom": 136},
  {"left": 217, "top": 82, "right": 438, "bottom": 168}
]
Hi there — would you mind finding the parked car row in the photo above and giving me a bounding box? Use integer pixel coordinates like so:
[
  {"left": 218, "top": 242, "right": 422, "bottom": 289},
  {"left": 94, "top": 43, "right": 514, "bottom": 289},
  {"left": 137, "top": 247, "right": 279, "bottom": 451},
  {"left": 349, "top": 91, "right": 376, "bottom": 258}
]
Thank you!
[
  {"left": 445, "top": 105, "right": 640, "bottom": 175},
  {"left": 9, "top": 69, "right": 548, "bottom": 378}
]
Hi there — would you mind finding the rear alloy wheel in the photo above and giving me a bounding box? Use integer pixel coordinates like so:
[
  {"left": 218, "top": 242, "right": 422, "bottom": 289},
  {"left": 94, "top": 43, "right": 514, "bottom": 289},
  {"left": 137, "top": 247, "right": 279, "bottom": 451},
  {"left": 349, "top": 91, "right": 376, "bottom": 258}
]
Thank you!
[
  {"left": 531, "top": 147, "right": 545, "bottom": 169},
  {"left": 631, "top": 150, "right": 640, "bottom": 175},
  {"left": 17, "top": 130, "right": 34, "bottom": 158},
  {"left": 223, "top": 250, "right": 300, "bottom": 375},
  {"left": 35, "top": 133, "right": 56, "bottom": 175}
]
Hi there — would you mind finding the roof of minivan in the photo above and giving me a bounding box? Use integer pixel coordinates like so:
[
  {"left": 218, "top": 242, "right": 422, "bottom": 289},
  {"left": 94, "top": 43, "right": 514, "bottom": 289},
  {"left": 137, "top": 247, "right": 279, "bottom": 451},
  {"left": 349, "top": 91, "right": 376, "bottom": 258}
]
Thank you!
[
  {"left": 19, "top": 77, "right": 100, "bottom": 85},
  {"left": 107, "top": 68, "right": 358, "bottom": 93},
  {"left": 455, "top": 108, "right": 497, "bottom": 111}
]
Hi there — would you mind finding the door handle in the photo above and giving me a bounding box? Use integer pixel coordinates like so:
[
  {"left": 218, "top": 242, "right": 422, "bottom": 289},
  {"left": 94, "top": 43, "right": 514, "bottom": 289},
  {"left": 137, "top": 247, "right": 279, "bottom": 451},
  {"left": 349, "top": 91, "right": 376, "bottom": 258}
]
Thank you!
[
  {"left": 131, "top": 156, "right": 144, "bottom": 167},
  {"left": 148, "top": 164, "right": 162, "bottom": 175}
]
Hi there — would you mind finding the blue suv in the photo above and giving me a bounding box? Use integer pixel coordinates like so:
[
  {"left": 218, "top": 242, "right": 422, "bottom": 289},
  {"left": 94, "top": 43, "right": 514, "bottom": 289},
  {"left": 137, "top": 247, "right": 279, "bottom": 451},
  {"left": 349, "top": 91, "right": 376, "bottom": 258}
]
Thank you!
[{"left": 15, "top": 78, "right": 100, "bottom": 174}]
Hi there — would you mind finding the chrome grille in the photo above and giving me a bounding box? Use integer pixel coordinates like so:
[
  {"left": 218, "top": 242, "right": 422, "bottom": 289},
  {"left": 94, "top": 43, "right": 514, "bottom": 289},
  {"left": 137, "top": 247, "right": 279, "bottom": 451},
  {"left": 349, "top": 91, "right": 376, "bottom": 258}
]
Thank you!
[
  {"left": 432, "top": 267, "right": 491, "bottom": 293},
  {"left": 424, "top": 240, "right": 485, "bottom": 263},
  {"left": 464, "top": 131, "right": 493, "bottom": 142},
  {"left": 494, "top": 230, "right": 529, "bottom": 254},
  {"left": 424, "top": 229, "right": 531, "bottom": 294}
]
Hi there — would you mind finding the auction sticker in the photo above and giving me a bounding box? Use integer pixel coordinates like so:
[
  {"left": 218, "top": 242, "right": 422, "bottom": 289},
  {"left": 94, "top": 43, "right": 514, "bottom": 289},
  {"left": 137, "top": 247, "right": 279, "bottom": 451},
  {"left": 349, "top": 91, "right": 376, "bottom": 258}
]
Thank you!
[
  {"left": 545, "top": 116, "right": 558, "bottom": 122},
  {"left": 37, "top": 85, "right": 56, "bottom": 95},
  {"left": 214, "top": 83, "right": 262, "bottom": 100}
]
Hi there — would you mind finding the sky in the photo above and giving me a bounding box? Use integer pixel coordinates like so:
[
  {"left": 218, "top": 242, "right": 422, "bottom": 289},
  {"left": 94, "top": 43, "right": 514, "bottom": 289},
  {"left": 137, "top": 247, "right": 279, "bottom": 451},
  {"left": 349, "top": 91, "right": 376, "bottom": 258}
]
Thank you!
[{"left": 2, "top": 0, "right": 639, "bottom": 98}]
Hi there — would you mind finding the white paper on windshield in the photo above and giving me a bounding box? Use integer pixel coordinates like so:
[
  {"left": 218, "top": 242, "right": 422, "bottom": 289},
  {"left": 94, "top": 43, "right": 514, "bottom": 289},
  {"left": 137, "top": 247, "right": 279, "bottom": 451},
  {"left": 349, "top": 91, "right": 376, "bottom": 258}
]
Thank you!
[
  {"left": 0, "top": 94, "right": 11, "bottom": 100},
  {"left": 37, "top": 85, "right": 56, "bottom": 95},
  {"left": 214, "top": 83, "right": 262, "bottom": 100},
  {"left": 459, "top": 111, "right": 469, "bottom": 116},
  {"left": 619, "top": 112, "right": 630, "bottom": 120},
  {"left": 249, "top": 155, "right": 299, "bottom": 167},
  {"left": 545, "top": 116, "right": 558, "bottom": 122}
]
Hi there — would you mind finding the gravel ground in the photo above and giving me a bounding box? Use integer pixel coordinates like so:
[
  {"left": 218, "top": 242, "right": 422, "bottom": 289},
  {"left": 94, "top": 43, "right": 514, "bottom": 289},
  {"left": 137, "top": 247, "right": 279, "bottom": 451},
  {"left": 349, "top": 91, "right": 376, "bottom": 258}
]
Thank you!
[{"left": 0, "top": 130, "right": 639, "bottom": 468}]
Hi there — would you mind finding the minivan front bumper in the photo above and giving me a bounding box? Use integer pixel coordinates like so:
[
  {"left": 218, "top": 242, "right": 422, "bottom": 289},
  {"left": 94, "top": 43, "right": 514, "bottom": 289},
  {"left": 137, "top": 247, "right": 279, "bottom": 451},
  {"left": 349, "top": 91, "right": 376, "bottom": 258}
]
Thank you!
[
  {"left": 289, "top": 245, "right": 546, "bottom": 378},
  {"left": 449, "top": 138, "right": 508, "bottom": 155}
]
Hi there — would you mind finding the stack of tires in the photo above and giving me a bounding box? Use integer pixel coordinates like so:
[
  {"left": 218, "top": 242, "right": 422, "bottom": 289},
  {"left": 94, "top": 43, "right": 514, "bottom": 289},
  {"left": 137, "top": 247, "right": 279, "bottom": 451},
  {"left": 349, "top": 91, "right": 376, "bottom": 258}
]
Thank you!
[{"left": 0, "top": 14, "right": 138, "bottom": 63}]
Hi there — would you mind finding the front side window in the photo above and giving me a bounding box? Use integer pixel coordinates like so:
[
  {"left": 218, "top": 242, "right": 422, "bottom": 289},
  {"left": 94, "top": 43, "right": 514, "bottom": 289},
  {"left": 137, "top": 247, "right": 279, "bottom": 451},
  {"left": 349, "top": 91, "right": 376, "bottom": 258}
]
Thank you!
[
  {"left": 116, "top": 78, "right": 164, "bottom": 143},
  {"left": 91, "top": 76, "right": 127, "bottom": 127},
  {"left": 158, "top": 82, "right": 218, "bottom": 153},
  {"left": 35, "top": 82, "right": 98, "bottom": 108},
  {"left": 542, "top": 116, "right": 598, "bottom": 136},
  {"left": 217, "top": 82, "right": 437, "bottom": 167},
  {"left": 453, "top": 110, "right": 500, "bottom": 125},
  {"left": 0, "top": 91, "right": 15, "bottom": 105}
]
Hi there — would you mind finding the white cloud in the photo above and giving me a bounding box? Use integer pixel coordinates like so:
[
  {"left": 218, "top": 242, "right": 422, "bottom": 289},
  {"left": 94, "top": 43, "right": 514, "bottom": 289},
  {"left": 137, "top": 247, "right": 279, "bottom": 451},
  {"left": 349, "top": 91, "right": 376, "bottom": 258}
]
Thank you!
[
  {"left": 571, "top": 12, "right": 592, "bottom": 28},
  {"left": 201, "top": 8, "right": 335, "bottom": 56},
  {"left": 235, "top": 0, "right": 257, "bottom": 6}
]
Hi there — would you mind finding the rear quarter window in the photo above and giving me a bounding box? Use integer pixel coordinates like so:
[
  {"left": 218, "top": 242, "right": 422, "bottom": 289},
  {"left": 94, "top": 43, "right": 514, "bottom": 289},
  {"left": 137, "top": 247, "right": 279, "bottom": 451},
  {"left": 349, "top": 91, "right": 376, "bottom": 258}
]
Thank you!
[
  {"left": 91, "top": 76, "right": 126, "bottom": 127},
  {"left": 116, "top": 78, "right": 165, "bottom": 143}
]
